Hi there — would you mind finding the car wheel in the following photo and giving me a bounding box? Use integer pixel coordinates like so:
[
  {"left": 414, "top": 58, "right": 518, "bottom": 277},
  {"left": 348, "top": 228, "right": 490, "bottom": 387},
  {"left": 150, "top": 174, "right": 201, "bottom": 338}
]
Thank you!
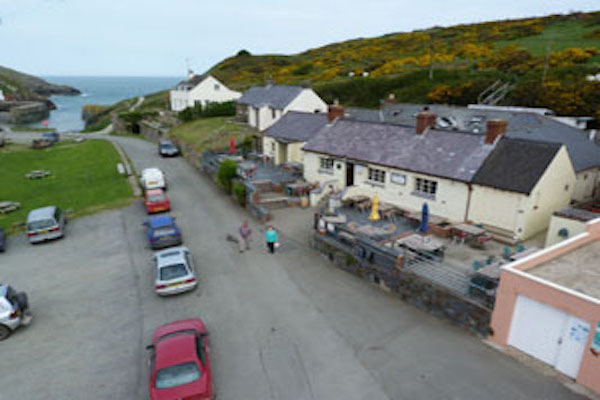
[{"left": 0, "top": 324, "right": 12, "bottom": 341}]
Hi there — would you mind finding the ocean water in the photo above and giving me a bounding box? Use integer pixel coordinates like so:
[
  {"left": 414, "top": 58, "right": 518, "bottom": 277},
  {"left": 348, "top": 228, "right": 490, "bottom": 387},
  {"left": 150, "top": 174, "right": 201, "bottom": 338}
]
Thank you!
[{"left": 33, "top": 76, "right": 180, "bottom": 132}]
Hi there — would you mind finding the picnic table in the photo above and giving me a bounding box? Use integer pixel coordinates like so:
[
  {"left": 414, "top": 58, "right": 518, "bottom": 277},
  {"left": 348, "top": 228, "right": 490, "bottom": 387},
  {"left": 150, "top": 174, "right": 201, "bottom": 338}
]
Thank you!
[
  {"left": 379, "top": 202, "right": 401, "bottom": 220},
  {"left": 25, "top": 170, "right": 52, "bottom": 179},
  {"left": 476, "top": 261, "right": 503, "bottom": 281},
  {"left": 395, "top": 233, "right": 445, "bottom": 253},
  {"left": 343, "top": 195, "right": 369, "bottom": 208},
  {"left": 0, "top": 201, "right": 21, "bottom": 214},
  {"left": 452, "top": 223, "right": 492, "bottom": 248},
  {"left": 285, "top": 181, "right": 313, "bottom": 196}
]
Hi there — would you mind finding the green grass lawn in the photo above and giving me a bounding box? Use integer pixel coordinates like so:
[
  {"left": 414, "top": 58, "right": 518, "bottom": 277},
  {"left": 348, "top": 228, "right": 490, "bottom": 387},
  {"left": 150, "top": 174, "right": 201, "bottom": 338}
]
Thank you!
[
  {"left": 0, "top": 139, "right": 133, "bottom": 232},
  {"left": 169, "top": 116, "right": 255, "bottom": 153},
  {"left": 497, "top": 21, "right": 600, "bottom": 55}
]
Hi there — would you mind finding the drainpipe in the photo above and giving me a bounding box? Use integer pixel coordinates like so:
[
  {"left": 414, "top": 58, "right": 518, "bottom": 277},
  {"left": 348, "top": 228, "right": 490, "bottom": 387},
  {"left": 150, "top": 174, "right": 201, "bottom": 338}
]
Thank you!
[{"left": 464, "top": 183, "right": 472, "bottom": 222}]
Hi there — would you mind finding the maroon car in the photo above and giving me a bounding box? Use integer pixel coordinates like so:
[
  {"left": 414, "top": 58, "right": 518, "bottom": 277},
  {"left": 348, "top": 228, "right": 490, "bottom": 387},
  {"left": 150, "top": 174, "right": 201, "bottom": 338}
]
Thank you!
[{"left": 147, "top": 319, "right": 213, "bottom": 400}]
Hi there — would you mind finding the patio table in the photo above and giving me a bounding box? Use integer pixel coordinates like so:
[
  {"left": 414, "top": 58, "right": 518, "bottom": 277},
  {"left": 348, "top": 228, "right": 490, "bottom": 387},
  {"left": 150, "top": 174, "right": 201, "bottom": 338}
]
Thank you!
[
  {"left": 509, "top": 247, "right": 540, "bottom": 261},
  {"left": 395, "top": 233, "right": 445, "bottom": 253},
  {"left": 343, "top": 195, "right": 369, "bottom": 208}
]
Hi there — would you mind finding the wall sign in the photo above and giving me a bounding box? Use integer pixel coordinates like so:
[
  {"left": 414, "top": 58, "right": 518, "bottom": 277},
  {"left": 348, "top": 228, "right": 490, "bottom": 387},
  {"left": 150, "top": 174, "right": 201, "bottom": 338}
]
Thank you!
[
  {"left": 391, "top": 173, "right": 407, "bottom": 185},
  {"left": 592, "top": 321, "right": 600, "bottom": 357}
]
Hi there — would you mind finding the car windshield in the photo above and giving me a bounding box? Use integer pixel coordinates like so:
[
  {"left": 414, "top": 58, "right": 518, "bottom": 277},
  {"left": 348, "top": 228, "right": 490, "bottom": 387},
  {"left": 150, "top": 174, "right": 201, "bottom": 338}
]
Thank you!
[
  {"left": 27, "top": 218, "right": 55, "bottom": 230},
  {"left": 155, "top": 362, "right": 200, "bottom": 389},
  {"left": 160, "top": 264, "right": 188, "bottom": 281},
  {"left": 160, "top": 143, "right": 175, "bottom": 150},
  {"left": 148, "top": 194, "right": 166, "bottom": 203}
]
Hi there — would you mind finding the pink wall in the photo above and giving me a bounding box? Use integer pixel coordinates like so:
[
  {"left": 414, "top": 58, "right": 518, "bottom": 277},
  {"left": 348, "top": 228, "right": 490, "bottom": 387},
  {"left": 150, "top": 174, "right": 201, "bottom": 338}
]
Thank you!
[{"left": 490, "top": 219, "right": 600, "bottom": 394}]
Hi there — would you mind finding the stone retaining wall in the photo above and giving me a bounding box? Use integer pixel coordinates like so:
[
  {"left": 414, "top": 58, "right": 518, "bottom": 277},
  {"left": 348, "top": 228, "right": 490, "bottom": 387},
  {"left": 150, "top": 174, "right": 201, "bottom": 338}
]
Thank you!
[{"left": 313, "top": 233, "right": 492, "bottom": 336}]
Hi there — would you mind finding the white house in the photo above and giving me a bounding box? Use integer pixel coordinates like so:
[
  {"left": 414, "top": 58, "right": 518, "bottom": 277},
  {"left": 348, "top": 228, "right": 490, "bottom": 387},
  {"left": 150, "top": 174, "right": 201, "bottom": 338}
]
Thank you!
[
  {"left": 236, "top": 84, "right": 327, "bottom": 132},
  {"left": 302, "top": 111, "right": 576, "bottom": 242},
  {"left": 169, "top": 72, "right": 241, "bottom": 112},
  {"left": 0, "top": 89, "right": 4, "bottom": 101}
]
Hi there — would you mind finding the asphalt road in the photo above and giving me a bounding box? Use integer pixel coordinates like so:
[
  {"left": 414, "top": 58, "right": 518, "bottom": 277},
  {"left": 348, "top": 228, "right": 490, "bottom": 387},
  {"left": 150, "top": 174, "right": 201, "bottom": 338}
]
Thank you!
[{"left": 0, "top": 133, "right": 588, "bottom": 400}]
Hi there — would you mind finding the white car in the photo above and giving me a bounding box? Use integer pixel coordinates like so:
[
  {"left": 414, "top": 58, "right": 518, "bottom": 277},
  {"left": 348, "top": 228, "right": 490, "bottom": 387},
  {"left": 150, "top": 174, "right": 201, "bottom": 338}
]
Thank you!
[
  {"left": 141, "top": 168, "right": 166, "bottom": 191},
  {"left": 153, "top": 246, "right": 197, "bottom": 296},
  {"left": 0, "top": 284, "right": 32, "bottom": 341}
]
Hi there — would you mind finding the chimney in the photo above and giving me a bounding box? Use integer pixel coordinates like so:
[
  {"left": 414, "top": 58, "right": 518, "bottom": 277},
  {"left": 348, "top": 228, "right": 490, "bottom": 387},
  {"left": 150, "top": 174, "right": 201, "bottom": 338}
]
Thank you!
[
  {"left": 328, "top": 99, "right": 345, "bottom": 124},
  {"left": 187, "top": 69, "right": 195, "bottom": 80},
  {"left": 416, "top": 108, "right": 436, "bottom": 134},
  {"left": 485, "top": 119, "right": 508, "bottom": 144}
]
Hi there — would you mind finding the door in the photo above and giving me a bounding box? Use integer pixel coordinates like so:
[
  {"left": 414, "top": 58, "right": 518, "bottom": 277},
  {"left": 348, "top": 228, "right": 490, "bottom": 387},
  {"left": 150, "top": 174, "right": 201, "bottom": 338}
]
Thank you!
[
  {"left": 346, "top": 162, "right": 355, "bottom": 186},
  {"left": 555, "top": 316, "right": 590, "bottom": 379},
  {"left": 278, "top": 143, "right": 287, "bottom": 165},
  {"left": 508, "top": 296, "right": 567, "bottom": 365}
]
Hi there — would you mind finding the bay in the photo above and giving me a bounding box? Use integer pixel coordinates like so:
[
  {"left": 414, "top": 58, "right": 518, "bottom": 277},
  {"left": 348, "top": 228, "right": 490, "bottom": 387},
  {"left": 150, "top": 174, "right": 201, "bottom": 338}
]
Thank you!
[{"left": 35, "top": 76, "right": 180, "bottom": 132}]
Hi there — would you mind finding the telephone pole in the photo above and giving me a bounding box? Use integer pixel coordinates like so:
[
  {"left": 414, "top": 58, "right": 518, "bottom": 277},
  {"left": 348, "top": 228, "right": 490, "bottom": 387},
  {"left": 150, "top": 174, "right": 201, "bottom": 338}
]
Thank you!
[
  {"left": 428, "top": 34, "right": 434, "bottom": 80},
  {"left": 541, "top": 43, "right": 550, "bottom": 85}
]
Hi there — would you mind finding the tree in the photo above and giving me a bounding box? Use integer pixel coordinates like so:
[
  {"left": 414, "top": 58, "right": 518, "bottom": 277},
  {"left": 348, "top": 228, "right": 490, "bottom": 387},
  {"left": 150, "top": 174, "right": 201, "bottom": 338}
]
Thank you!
[
  {"left": 216, "top": 159, "right": 237, "bottom": 194},
  {"left": 236, "top": 49, "right": 251, "bottom": 57}
]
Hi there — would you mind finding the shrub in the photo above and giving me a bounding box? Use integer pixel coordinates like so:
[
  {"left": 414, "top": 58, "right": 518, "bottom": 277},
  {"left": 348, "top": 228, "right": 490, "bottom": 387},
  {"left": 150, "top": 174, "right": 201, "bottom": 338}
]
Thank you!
[
  {"left": 233, "top": 183, "right": 246, "bottom": 206},
  {"left": 216, "top": 159, "right": 237, "bottom": 194},
  {"left": 292, "top": 63, "right": 314, "bottom": 75},
  {"left": 177, "top": 101, "right": 236, "bottom": 122},
  {"left": 236, "top": 49, "right": 251, "bottom": 57}
]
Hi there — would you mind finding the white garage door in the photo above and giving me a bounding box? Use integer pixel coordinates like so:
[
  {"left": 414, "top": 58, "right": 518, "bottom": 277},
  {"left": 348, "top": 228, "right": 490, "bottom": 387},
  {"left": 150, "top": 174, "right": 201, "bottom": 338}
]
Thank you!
[{"left": 508, "top": 295, "right": 590, "bottom": 379}]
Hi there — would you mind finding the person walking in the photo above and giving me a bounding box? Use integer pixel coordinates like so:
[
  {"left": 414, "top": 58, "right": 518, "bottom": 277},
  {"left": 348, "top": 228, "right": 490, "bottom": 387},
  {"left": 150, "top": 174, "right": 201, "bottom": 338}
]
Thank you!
[
  {"left": 239, "top": 220, "right": 252, "bottom": 252},
  {"left": 265, "top": 226, "right": 278, "bottom": 254}
]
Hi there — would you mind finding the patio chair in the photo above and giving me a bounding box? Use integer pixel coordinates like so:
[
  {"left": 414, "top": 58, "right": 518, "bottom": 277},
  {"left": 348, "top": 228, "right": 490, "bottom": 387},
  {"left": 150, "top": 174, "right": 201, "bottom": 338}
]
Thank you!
[{"left": 472, "top": 260, "right": 483, "bottom": 271}]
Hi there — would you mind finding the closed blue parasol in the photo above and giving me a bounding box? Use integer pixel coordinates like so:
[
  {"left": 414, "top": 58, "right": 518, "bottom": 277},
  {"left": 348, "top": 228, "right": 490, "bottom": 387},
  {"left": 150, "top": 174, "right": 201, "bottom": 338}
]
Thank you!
[{"left": 419, "top": 202, "right": 429, "bottom": 234}]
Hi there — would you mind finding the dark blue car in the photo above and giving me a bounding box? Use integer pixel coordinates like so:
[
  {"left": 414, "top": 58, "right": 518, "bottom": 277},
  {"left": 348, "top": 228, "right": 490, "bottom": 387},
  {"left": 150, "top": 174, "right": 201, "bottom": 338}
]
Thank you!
[
  {"left": 0, "top": 228, "right": 5, "bottom": 252},
  {"left": 144, "top": 215, "right": 182, "bottom": 250}
]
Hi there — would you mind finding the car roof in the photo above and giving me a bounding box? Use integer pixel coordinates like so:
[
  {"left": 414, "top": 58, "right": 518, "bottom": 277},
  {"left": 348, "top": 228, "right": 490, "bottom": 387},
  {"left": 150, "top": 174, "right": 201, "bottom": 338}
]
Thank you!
[
  {"left": 142, "top": 167, "right": 163, "bottom": 176},
  {"left": 155, "top": 333, "right": 198, "bottom": 369},
  {"left": 155, "top": 246, "right": 189, "bottom": 267},
  {"left": 27, "top": 206, "right": 57, "bottom": 221},
  {"left": 148, "top": 215, "right": 174, "bottom": 228}
]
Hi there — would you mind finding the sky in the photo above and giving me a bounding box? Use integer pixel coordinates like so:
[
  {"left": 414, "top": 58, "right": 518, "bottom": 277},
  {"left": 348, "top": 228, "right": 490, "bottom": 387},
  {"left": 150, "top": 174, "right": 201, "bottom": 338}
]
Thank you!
[{"left": 0, "top": 0, "right": 598, "bottom": 77}]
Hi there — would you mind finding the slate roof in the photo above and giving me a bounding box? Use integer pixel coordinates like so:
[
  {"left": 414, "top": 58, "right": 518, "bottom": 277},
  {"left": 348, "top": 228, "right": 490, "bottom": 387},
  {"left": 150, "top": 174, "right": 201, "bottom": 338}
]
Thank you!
[
  {"left": 554, "top": 207, "right": 600, "bottom": 222},
  {"left": 237, "top": 85, "right": 304, "bottom": 109},
  {"left": 472, "top": 139, "right": 562, "bottom": 194},
  {"left": 175, "top": 74, "right": 208, "bottom": 89},
  {"left": 379, "top": 103, "right": 600, "bottom": 172},
  {"left": 263, "top": 111, "right": 328, "bottom": 143},
  {"left": 303, "top": 119, "right": 494, "bottom": 182}
]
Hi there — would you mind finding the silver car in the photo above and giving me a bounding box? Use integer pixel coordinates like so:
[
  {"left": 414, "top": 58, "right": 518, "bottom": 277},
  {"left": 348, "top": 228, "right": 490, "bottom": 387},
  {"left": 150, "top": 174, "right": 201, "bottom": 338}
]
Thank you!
[
  {"left": 153, "top": 246, "right": 197, "bottom": 296},
  {"left": 26, "top": 206, "right": 66, "bottom": 244},
  {"left": 0, "top": 284, "right": 32, "bottom": 340}
]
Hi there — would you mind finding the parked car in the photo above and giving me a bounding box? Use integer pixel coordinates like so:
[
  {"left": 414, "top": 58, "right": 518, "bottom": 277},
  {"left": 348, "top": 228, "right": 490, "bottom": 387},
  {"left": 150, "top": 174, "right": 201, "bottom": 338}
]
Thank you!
[
  {"left": 147, "top": 319, "right": 213, "bottom": 400},
  {"left": 26, "top": 206, "right": 66, "bottom": 244},
  {"left": 153, "top": 246, "right": 197, "bottom": 296},
  {"left": 145, "top": 189, "right": 171, "bottom": 214},
  {"left": 145, "top": 215, "right": 182, "bottom": 250},
  {"left": 41, "top": 132, "right": 59, "bottom": 143},
  {"left": 0, "top": 284, "right": 32, "bottom": 341},
  {"left": 141, "top": 168, "right": 167, "bottom": 191},
  {"left": 0, "top": 228, "right": 5, "bottom": 252},
  {"left": 158, "top": 140, "right": 179, "bottom": 157}
]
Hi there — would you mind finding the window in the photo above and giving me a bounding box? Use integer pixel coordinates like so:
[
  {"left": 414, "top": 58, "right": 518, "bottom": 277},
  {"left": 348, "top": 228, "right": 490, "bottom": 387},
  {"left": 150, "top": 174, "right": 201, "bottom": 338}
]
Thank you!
[
  {"left": 272, "top": 109, "right": 277, "bottom": 119},
  {"left": 414, "top": 178, "right": 437, "bottom": 198},
  {"left": 271, "top": 142, "right": 276, "bottom": 152},
  {"left": 214, "top": 84, "right": 220, "bottom": 91},
  {"left": 368, "top": 168, "right": 386, "bottom": 184},
  {"left": 156, "top": 362, "right": 200, "bottom": 389},
  {"left": 320, "top": 157, "right": 334, "bottom": 170},
  {"left": 196, "top": 335, "right": 206, "bottom": 366}
]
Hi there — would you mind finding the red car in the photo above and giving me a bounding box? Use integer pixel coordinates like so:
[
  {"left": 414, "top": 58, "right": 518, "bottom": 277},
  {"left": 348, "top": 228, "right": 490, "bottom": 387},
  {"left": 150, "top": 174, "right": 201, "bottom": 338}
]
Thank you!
[
  {"left": 145, "top": 189, "right": 171, "bottom": 214},
  {"left": 148, "top": 319, "right": 213, "bottom": 400}
]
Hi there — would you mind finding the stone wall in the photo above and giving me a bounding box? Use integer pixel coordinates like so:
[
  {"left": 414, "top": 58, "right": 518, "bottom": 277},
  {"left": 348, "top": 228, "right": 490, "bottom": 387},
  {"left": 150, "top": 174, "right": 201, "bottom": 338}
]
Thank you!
[
  {"left": 313, "top": 233, "right": 492, "bottom": 336},
  {"left": 0, "top": 101, "right": 49, "bottom": 123}
]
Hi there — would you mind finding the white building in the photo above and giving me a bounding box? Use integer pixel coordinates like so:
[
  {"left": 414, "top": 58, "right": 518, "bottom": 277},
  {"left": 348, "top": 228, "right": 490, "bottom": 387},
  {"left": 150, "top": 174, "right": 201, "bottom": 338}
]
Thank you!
[
  {"left": 0, "top": 89, "right": 4, "bottom": 101},
  {"left": 169, "top": 73, "right": 241, "bottom": 112},
  {"left": 236, "top": 84, "right": 327, "bottom": 132}
]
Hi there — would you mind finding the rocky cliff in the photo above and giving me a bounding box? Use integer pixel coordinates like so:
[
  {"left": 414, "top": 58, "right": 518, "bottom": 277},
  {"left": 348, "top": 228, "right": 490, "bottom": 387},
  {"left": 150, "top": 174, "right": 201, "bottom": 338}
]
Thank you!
[{"left": 0, "top": 65, "right": 80, "bottom": 101}]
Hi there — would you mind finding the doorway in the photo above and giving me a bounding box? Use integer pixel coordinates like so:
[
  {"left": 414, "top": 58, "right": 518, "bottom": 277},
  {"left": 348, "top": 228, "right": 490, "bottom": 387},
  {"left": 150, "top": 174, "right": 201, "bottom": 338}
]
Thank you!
[{"left": 346, "top": 162, "right": 354, "bottom": 186}]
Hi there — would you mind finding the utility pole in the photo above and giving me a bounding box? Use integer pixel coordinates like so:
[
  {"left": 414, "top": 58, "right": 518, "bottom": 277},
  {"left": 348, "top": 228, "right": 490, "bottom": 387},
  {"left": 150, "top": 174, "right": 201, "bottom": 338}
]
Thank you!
[
  {"left": 428, "top": 34, "right": 434, "bottom": 80},
  {"left": 541, "top": 43, "right": 550, "bottom": 85}
]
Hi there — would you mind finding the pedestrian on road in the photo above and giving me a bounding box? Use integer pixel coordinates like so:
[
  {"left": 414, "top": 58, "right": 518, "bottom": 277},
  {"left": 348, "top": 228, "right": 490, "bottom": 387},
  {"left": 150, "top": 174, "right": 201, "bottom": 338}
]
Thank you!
[
  {"left": 239, "top": 220, "right": 252, "bottom": 252},
  {"left": 265, "top": 226, "right": 278, "bottom": 254}
]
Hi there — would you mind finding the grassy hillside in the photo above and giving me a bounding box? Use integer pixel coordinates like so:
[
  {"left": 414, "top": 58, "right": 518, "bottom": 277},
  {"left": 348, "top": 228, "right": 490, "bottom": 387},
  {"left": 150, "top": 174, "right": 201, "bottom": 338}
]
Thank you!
[{"left": 209, "top": 11, "right": 600, "bottom": 116}]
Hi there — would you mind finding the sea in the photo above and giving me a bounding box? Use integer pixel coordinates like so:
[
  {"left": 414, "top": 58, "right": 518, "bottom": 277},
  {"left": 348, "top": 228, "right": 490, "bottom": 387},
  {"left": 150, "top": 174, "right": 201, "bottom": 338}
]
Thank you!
[{"left": 31, "top": 76, "right": 180, "bottom": 132}]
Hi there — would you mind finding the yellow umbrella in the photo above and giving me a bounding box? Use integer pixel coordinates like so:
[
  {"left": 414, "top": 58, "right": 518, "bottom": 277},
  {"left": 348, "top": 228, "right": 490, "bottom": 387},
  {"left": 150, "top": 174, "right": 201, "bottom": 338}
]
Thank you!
[{"left": 369, "top": 193, "right": 380, "bottom": 222}]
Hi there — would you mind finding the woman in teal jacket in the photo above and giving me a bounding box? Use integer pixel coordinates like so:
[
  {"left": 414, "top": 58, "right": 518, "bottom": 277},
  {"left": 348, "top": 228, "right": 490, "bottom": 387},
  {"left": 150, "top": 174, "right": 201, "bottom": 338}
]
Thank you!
[{"left": 265, "top": 226, "right": 278, "bottom": 254}]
